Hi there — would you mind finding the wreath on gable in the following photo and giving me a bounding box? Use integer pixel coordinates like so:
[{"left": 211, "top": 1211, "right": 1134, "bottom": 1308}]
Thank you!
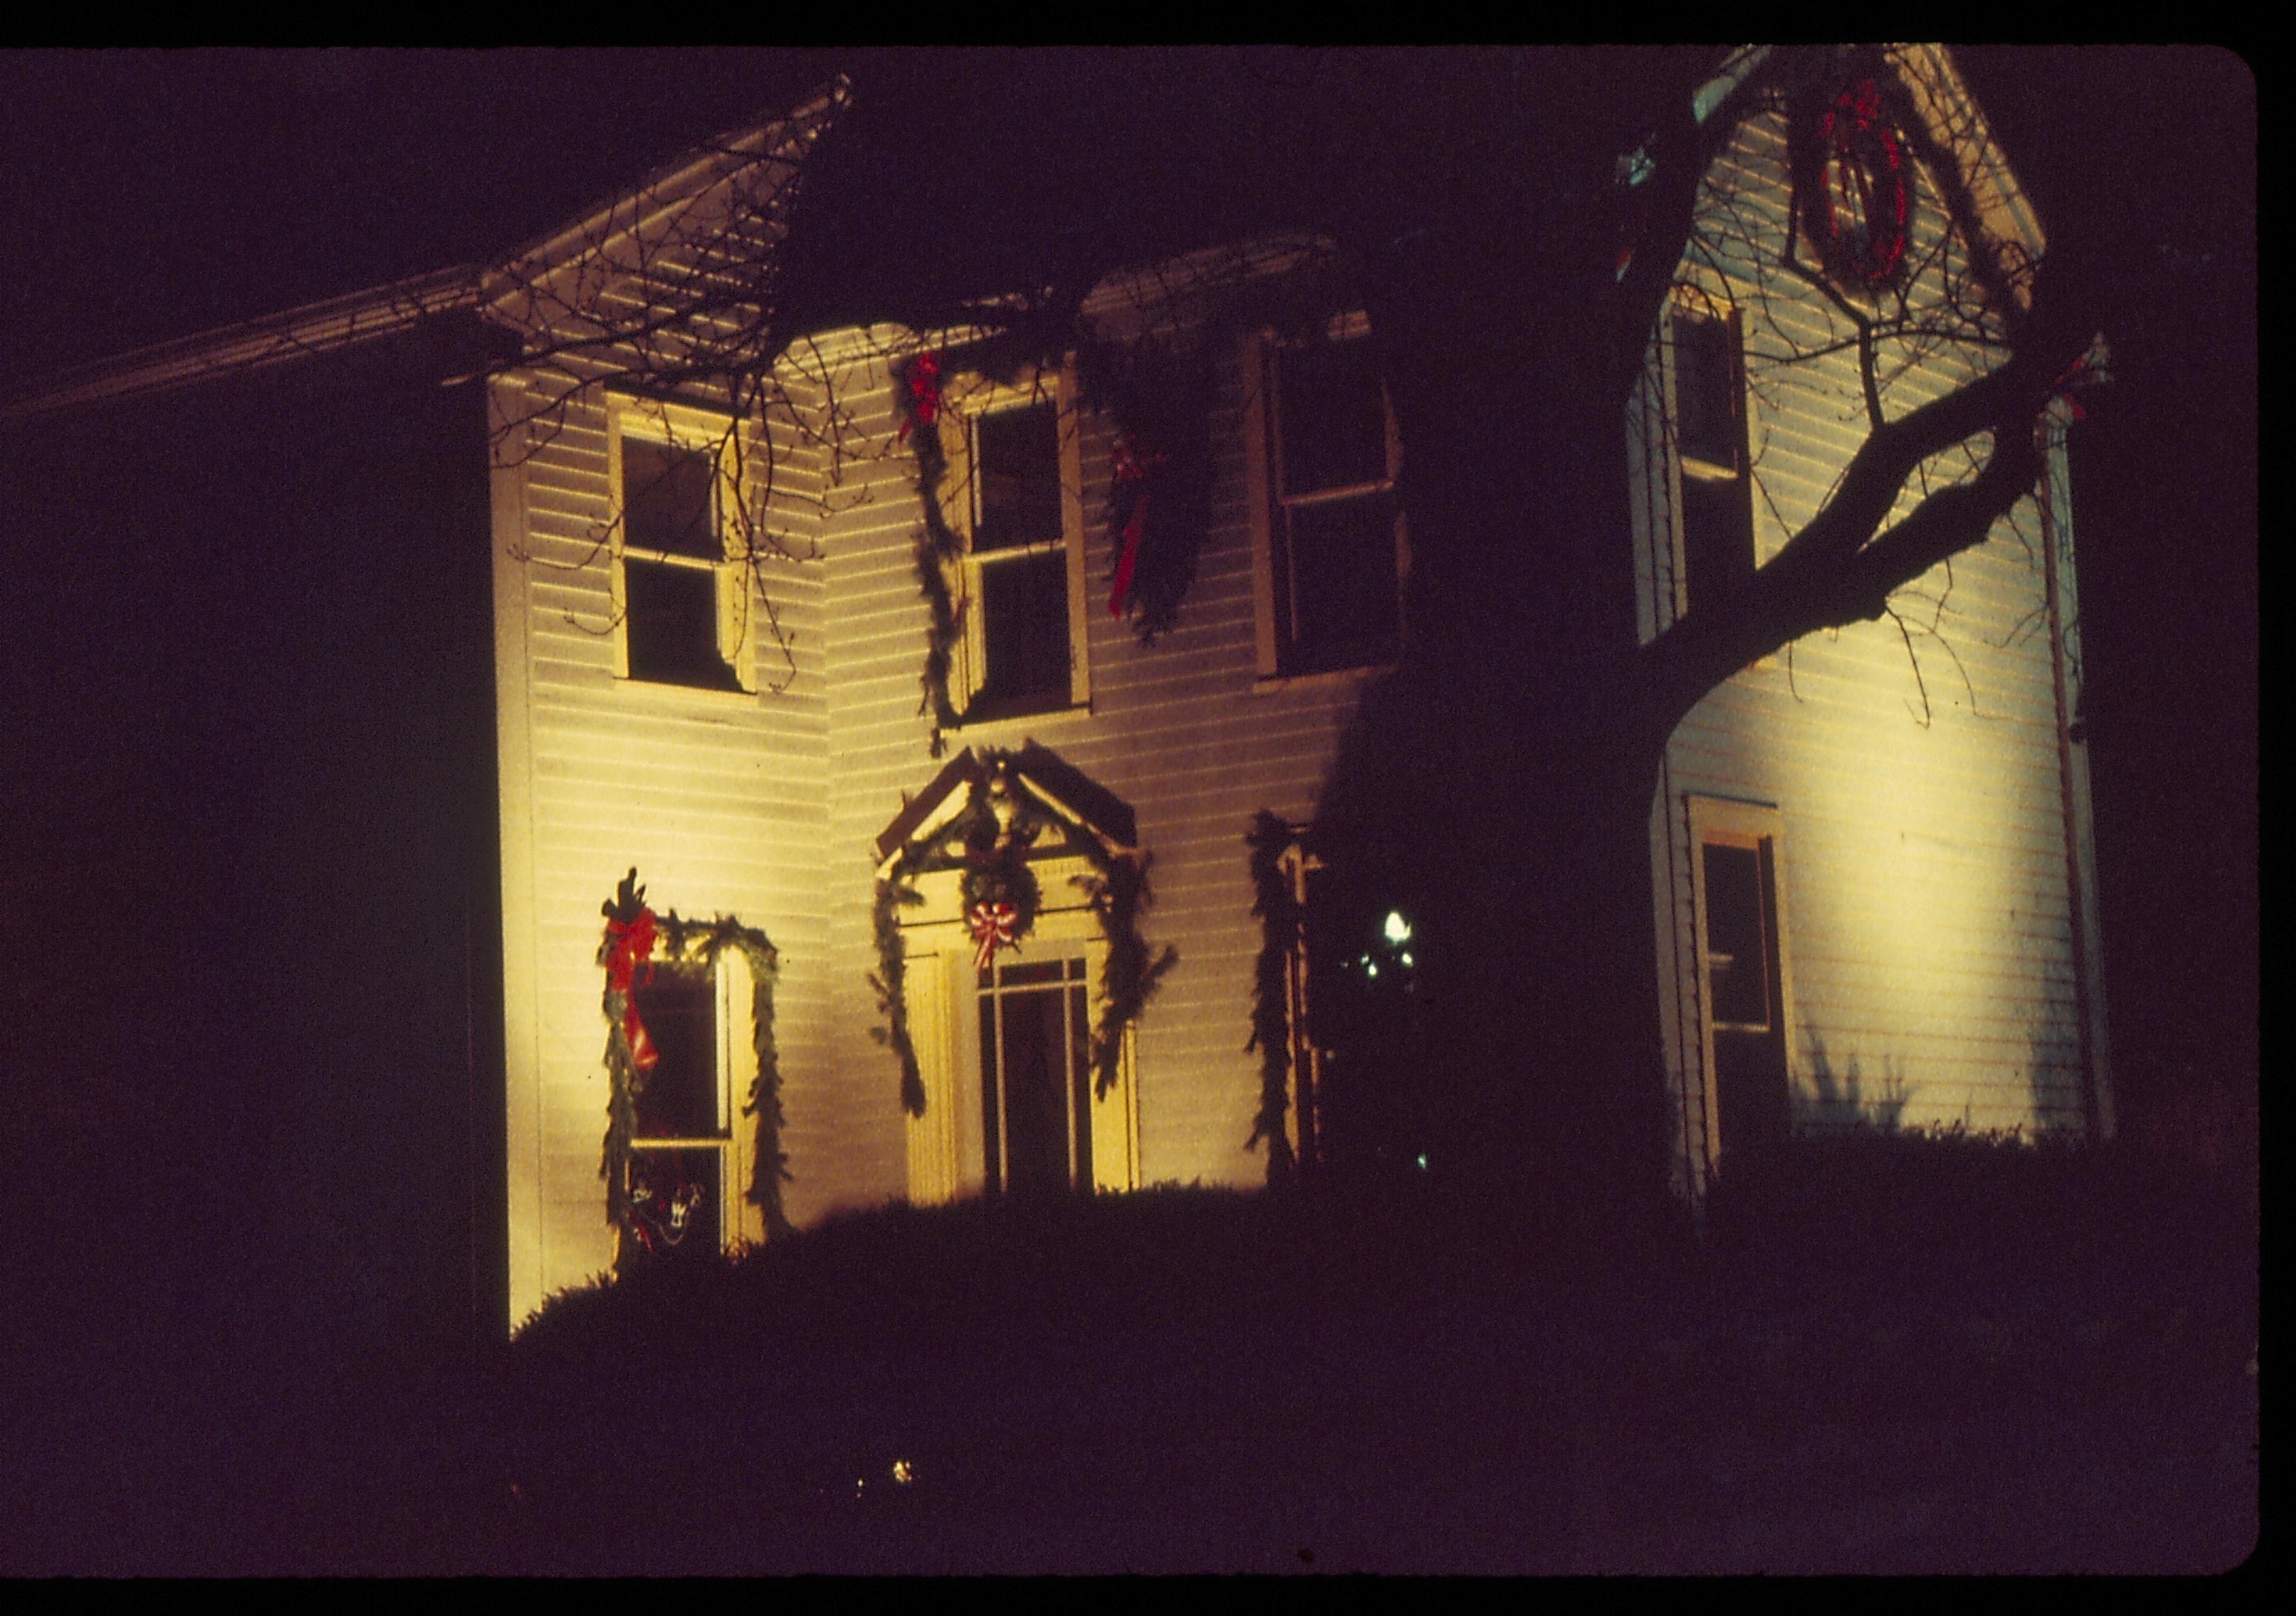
[
  {"left": 597, "top": 867, "right": 789, "bottom": 1273},
  {"left": 1791, "top": 75, "right": 1913, "bottom": 293}
]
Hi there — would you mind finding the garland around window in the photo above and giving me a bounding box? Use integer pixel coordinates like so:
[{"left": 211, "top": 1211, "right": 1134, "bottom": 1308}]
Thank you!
[{"left": 598, "top": 868, "right": 789, "bottom": 1272}]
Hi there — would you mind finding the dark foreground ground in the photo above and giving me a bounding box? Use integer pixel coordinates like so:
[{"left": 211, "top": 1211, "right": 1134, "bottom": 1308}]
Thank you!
[{"left": 1, "top": 1145, "right": 2256, "bottom": 1576}]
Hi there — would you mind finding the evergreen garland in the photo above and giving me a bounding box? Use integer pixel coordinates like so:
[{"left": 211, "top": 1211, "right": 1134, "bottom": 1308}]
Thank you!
[
  {"left": 597, "top": 868, "right": 789, "bottom": 1273},
  {"left": 1244, "top": 812, "right": 1303, "bottom": 1185},
  {"left": 869, "top": 748, "right": 1175, "bottom": 1117},
  {"left": 867, "top": 871, "right": 928, "bottom": 1117},
  {"left": 658, "top": 911, "right": 790, "bottom": 1241},
  {"left": 894, "top": 351, "right": 965, "bottom": 757},
  {"left": 1079, "top": 851, "right": 1180, "bottom": 1099},
  {"left": 1091, "top": 344, "right": 1215, "bottom": 643}
]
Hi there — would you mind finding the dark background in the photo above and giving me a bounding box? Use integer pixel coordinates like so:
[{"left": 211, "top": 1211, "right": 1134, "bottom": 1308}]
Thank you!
[{"left": 0, "top": 45, "right": 2256, "bottom": 1182}]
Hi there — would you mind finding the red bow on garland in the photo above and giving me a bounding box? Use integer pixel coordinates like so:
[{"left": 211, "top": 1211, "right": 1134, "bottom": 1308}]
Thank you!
[
  {"left": 1106, "top": 435, "right": 1168, "bottom": 617},
  {"left": 898, "top": 352, "right": 943, "bottom": 442},
  {"left": 970, "top": 900, "right": 1020, "bottom": 971},
  {"left": 604, "top": 909, "right": 661, "bottom": 1072},
  {"left": 2051, "top": 354, "right": 2100, "bottom": 423}
]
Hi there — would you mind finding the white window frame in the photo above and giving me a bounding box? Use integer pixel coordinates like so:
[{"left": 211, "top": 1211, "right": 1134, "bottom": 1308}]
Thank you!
[
  {"left": 895, "top": 857, "right": 1140, "bottom": 1204},
  {"left": 1244, "top": 313, "right": 1409, "bottom": 683},
  {"left": 1685, "top": 795, "right": 1798, "bottom": 1172},
  {"left": 933, "top": 366, "right": 1091, "bottom": 716},
  {"left": 1662, "top": 290, "right": 1760, "bottom": 625},
  {"left": 607, "top": 395, "right": 756, "bottom": 693},
  {"left": 625, "top": 947, "right": 763, "bottom": 1250}
]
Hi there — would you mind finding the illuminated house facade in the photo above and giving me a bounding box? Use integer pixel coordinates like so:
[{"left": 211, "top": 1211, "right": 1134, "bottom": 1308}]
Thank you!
[
  {"left": 1626, "top": 49, "right": 2110, "bottom": 1204},
  {"left": 4, "top": 48, "right": 2107, "bottom": 1337}
]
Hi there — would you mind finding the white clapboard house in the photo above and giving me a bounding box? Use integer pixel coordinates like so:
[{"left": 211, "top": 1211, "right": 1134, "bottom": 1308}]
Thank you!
[{"left": 4, "top": 47, "right": 2108, "bottom": 1336}]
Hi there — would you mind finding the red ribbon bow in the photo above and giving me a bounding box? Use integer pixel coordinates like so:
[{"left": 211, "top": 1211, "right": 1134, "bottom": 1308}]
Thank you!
[
  {"left": 970, "top": 900, "right": 1020, "bottom": 970},
  {"left": 605, "top": 910, "right": 660, "bottom": 1072},
  {"left": 2051, "top": 355, "right": 2098, "bottom": 422},
  {"left": 1107, "top": 437, "right": 1167, "bottom": 617},
  {"left": 898, "top": 352, "right": 942, "bottom": 442}
]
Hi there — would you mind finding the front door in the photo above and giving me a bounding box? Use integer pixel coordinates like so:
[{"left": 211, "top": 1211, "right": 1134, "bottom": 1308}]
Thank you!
[{"left": 977, "top": 955, "right": 1093, "bottom": 1196}]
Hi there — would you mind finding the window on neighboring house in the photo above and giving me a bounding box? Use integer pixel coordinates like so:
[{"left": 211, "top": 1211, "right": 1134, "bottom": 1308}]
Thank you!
[
  {"left": 612, "top": 401, "right": 752, "bottom": 692},
  {"left": 977, "top": 954, "right": 1093, "bottom": 1197},
  {"left": 1689, "top": 798, "right": 1792, "bottom": 1168},
  {"left": 1670, "top": 302, "right": 1757, "bottom": 610},
  {"left": 626, "top": 964, "right": 738, "bottom": 1259},
  {"left": 1248, "top": 322, "right": 1406, "bottom": 678},
  {"left": 939, "top": 374, "right": 1089, "bottom": 717}
]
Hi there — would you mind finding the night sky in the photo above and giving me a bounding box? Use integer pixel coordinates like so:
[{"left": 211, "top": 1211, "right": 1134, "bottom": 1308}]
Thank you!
[{"left": 0, "top": 47, "right": 2256, "bottom": 1138}]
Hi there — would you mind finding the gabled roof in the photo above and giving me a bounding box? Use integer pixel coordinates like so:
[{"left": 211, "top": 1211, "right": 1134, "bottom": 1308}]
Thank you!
[
  {"left": 874, "top": 744, "right": 1138, "bottom": 871},
  {"left": 482, "top": 80, "right": 845, "bottom": 340},
  {"left": 1, "top": 79, "right": 846, "bottom": 424}
]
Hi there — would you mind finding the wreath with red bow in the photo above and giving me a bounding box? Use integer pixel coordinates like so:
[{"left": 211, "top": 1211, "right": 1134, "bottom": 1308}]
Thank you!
[
  {"left": 960, "top": 836, "right": 1044, "bottom": 971},
  {"left": 1794, "top": 75, "right": 1913, "bottom": 292}
]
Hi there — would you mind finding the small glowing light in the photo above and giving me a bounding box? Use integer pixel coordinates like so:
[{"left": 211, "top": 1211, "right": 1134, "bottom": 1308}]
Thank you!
[
  {"left": 1415, "top": 1152, "right": 1429, "bottom": 1172},
  {"left": 1383, "top": 910, "right": 1412, "bottom": 943},
  {"left": 1365, "top": 961, "right": 1379, "bottom": 979},
  {"left": 1399, "top": 950, "right": 1412, "bottom": 967},
  {"left": 891, "top": 1459, "right": 915, "bottom": 1486}
]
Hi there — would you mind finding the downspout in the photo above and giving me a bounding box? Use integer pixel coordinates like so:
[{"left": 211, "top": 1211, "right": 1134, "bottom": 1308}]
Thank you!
[{"left": 2036, "top": 423, "right": 2103, "bottom": 1143}]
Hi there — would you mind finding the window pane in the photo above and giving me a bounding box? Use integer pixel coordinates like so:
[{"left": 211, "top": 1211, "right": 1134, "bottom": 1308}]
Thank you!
[
  {"left": 625, "top": 559, "right": 735, "bottom": 688},
  {"left": 1679, "top": 473, "right": 1754, "bottom": 605},
  {"left": 973, "top": 403, "right": 1064, "bottom": 553},
  {"left": 994, "top": 958, "right": 1069, "bottom": 988},
  {"left": 1672, "top": 312, "right": 1742, "bottom": 471},
  {"left": 629, "top": 1146, "right": 721, "bottom": 1260},
  {"left": 977, "top": 551, "right": 1071, "bottom": 705},
  {"left": 1282, "top": 497, "right": 1400, "bottom": 672},
  {"left": 631, "top": 971, "right": 721, "bottom": 1138},
  {"left": 997, "top": 985, "right": 1072, "bottom": 1197},
  {"left": 1702, "top": 841, "right": 1770, "bottom": 1028},
  {"left": 624, "top": 438, "right": 719, "bottom": 560},
  {"left": 1279, "top": 340, "right": 1388, "bottom": 495}
]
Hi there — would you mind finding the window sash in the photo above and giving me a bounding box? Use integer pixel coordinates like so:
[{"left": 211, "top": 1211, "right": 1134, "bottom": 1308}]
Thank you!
[
  {"left": 609, "top": 400, "right": 753, "bottom": 692},
  {"left": 938, "top": 372, "right": 1087, "bottom": 714},
  {"left": 1256, "top": 327, "right": 1405, "bottom": 676}
]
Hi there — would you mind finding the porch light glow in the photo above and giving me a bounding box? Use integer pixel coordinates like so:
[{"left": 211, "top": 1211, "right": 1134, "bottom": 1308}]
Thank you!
[{"left": 1383, "top": 910, "right": 1412, "bottom": 943}]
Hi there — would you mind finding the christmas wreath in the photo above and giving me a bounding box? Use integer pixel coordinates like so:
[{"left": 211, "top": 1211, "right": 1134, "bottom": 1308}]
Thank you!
[
  {"left": 1792, "top": 75, "right": 1912, "bottom": 293},
  {"left": 597, "top": 868, "right": 789, "bottom": 1272}
]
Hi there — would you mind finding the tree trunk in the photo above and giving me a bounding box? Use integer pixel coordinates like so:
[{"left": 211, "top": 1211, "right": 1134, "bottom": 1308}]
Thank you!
[{"left": 1314, "top": 202, "right": 1679, "bottom": 1244}]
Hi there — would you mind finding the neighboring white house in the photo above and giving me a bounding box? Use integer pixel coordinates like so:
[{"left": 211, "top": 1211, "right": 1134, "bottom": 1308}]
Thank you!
[{"left": 2, "top": 48, "right": 2110, "bottom": 1337}]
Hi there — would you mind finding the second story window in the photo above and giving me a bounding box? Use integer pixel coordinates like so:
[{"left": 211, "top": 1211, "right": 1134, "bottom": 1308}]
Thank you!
[
  {"left": 1249, "top": 322, "right": 1406, "bottom": 678},
  {"left": 938, "top": 370, "right": 1090, "bottom": 719},
  {"left": 611, "top": 400, "right": 752, "bottom": 692},
  {"left": 1669, "top": 302, "right": 1757, "bottom": 610}
]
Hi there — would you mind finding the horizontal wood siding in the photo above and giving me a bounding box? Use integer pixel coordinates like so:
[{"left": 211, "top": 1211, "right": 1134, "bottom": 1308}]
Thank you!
[
  {"left": 799, "top": 335, "right": 1366, "bottom": 1214},
  {"left": 1640, "top": 100, "right": 2102, "bottom": 1195},
  {"left": 495, "top": 369, "right": 832, "bottom": 1325}
]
